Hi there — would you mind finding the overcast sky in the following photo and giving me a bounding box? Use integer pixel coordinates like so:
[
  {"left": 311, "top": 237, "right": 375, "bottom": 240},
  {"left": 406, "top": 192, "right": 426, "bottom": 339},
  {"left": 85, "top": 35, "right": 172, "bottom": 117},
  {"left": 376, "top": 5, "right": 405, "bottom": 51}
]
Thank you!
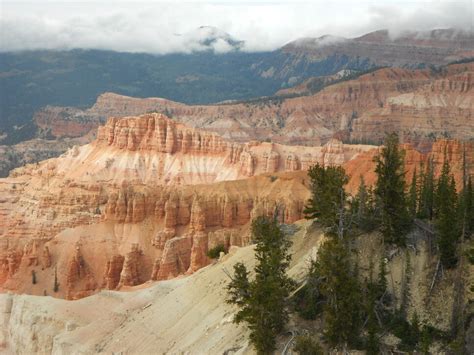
[{"left": 1, "top": 0, "right": 473, "bottom": 53}]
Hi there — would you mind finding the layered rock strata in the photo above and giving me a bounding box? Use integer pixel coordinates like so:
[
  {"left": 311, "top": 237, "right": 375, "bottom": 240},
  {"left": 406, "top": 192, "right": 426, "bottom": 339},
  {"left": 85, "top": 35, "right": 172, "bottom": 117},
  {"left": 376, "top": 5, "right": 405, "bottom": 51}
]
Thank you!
[
  {"left": 35, "top": 63, "right": 474, "bottom": 145},
  {"left": 0, "top": 114, "right": 471, "bottom": 299}
]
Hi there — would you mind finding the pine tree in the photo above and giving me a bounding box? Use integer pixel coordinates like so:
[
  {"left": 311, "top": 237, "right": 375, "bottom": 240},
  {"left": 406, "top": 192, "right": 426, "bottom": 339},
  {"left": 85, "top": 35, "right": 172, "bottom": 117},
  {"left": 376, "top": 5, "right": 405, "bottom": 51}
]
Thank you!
[
  {"left": 377, "top": 255, "right": 388, "bottom": 300},
  {"left": 399, "top": 251, "right": 411, "bottom": 317},
  {"left": 466, "top": 177, "right": 474, "bottom": 235},
  {"left": 304, "top": 163, "right": 348, "bottom": 234},
  {"left": 419, "top": 325, "right": 432, "bottom": 354},
  {"left": 374, "top": 133, "right": 412, "bottom": 246},
  {"left": 408, "top": 168, "right": 418, "bottom": 217},
  {"left": 53, "top": 267, "right": 59, "bottom": 292},
  {"left": 227, "top": 216, "right": 294, "bottom": 354},
  {"left": 435, "top": 158, "right": 459, "bottom": 268},
  {"left": 365, "top": 260, "right": 380, "bottom": 355},
  {"left": 296, "top": 260, "right": 323, "bottom": 320},
  {"left": 418, "top": 159, "right": 435, "bottom": 220},
  {"left": 458, "top": 167, "right": 474, "bottom": 237},
  {"left": 315, "top": 238, "right": 362, "bottom": 347},
  {"left": 352, "top": 176, "right": 378, "bottom": 232},
  {"left": 293, "top": 335, "right": 324, "bottom": 355}
]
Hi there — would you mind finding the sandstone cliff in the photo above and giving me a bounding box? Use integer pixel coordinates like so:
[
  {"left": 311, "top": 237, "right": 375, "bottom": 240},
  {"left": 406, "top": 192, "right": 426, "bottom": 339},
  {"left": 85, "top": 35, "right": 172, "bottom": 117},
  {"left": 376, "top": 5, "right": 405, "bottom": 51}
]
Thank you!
[
  {"left": 1, "top": 114, "right": 472, "bottom": 300},
  {"left": 0, "top": 114, "right": 371, "bottom": 298}
]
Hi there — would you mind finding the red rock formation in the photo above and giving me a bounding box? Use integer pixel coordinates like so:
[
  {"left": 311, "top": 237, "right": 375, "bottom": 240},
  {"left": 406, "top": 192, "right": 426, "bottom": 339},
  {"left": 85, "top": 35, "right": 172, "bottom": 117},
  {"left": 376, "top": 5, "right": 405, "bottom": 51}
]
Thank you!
[
  {"left": 66, "top": 244, "right": 87, "bottom": 299},
  {"left": 187, "top": 198, "right": 209, "bottom": 272},
  {"left": 344, "top": 139, "right": 474, "bottom": 193},
  {"left": 103, "top": 255, "right": 125, "bottom": 290},
  {"left": 118, "top": 244, "right": 142, "bottom": 288},
  {"left": 6, "top": 251, "right": 21, "bottom": 279},
  {"left": 42, "top": 246, "right": 51, "bottom": 268},
  {"left": 156, "top": 237, "right": 193, "bottom": 280},
  {"left": 0, "top": 113, "right": 471, "bottom": 300},
  {"left": 22, "top": 241, "right": 38, "bottom": 267}
]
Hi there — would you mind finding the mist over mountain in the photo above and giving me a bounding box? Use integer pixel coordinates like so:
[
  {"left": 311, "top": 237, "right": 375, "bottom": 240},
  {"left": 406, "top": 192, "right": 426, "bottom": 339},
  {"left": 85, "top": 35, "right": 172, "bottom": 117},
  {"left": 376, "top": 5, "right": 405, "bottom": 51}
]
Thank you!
[{"left": 1, "top": 26, "right": 472, "bottom": 144}]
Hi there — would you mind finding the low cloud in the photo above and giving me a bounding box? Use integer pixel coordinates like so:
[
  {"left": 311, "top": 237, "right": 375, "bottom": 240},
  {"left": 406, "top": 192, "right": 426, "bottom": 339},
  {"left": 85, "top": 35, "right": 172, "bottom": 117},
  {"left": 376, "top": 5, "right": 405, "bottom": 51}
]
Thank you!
[{"left": 1, "top": 0, "right": 472, "bottom": 53}]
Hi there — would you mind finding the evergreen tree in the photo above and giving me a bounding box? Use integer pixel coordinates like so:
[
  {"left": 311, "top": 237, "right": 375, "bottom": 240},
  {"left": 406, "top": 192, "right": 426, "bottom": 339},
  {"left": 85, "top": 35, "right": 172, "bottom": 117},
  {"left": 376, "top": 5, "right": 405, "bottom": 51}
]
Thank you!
[
  {"left": 418, "top": 159, "right": 435, "bottom": 220},
  {"left": 293, "top": 335, "right": 324, "bottom": 355},
  {"left": 466, "top": 177, "right": 474, "bottom": 236},
  {"left": 352, "top": 176, "right": 379, "bottom": 232},
  {"left": 296, "top": 260, "right": 323, "bottom": 320},
  {"left": 314, "top": 238, "right": 362, "bottom": 347},
  {"left": 53, "top": 267, "right": 59, "bottom": 292},
  {"left": 456, "top": 144, "right": 472, "bottom": 237},
  {"left": 435, "top": 159, "right": 459, "bottom": 268},
  {"left": 408, "top": 168, "right": 418, "bottom": 217},
  {"left": 377, "top": 255, "right": 388, "bottom": 301},
  {"left": 304, "top": 163, "right": 348, "bottom": 234},
  {"left": 458, "top": 176, "right": 474, "bottom": 238},
  {"left": 365, "top": 260, "right": 380, "bottom": 355},
  {"left": 374, "top": 133, "right": 412, "bottom": 246},
  {"left": 227, "top": 216, "right": 294, "bottom": 354},
  {"left": 419, "top": 325, "right": 432, "bottom": 354}
]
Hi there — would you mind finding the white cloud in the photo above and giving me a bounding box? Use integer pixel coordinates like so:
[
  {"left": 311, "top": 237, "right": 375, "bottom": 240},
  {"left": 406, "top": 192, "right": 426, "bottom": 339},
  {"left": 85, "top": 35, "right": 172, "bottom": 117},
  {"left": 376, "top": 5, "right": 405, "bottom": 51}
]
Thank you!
[{"left": 0, "top": 0, "right": 472, "bottom": 53}]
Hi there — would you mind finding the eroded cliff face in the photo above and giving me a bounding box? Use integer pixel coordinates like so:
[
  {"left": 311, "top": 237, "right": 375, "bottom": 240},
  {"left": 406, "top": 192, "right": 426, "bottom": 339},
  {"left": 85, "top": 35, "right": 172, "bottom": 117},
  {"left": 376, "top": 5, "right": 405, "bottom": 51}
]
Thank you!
[
  {"left": 0, "top": 113, "right": 378, "bottom": 299},
  {"left": 34, "top": 62, "right": 474, "bottom": 145},
  {"left": 1, "top": 114, "right": 472, "bottom": 300},
  {"left": 41, "top": 113, "right": 373, "bottom": 186},
  {"left": 344, "top": 139, "right": 474, "bottom": 192}
]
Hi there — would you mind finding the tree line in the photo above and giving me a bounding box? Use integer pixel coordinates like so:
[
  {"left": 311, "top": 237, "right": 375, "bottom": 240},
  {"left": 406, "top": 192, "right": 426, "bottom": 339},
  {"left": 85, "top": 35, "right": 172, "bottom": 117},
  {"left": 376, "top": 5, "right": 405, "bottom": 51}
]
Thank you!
[{"left": 227, "top": 133, "right": 473, "bottom": 354}]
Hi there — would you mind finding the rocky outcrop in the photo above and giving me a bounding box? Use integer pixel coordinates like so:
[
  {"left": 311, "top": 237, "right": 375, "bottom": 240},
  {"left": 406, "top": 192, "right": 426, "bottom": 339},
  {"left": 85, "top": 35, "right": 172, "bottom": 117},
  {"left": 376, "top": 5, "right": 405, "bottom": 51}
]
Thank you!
[
  {"left": 103, "top": 255, "right": 125, "bottom": 290},
  {"left": 66, "top": 244, "right": 96, "bottom": 300},
  {"left": 156, "top": 237, "right": 193, "bottom": 280},
  {"left": 42, "top": 246, "right": 51, "bottom": 268},
  {"left": 118, "top": 244, "right": 142, "bottom": 288}
]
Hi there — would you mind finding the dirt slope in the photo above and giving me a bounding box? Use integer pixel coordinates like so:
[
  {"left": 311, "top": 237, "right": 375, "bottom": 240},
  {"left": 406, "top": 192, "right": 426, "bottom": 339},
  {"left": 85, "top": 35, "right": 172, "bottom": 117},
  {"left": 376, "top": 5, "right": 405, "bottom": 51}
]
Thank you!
[{"left": 0, "top": 220, "right": 324, "bottom": 354}]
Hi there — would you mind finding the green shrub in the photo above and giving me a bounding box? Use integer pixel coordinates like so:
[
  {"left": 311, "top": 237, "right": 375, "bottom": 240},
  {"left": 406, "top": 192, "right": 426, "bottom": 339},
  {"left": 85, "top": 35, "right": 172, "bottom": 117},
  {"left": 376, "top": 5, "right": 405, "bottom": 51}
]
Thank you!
[
  {"left": 206, "top": 244, "right": 226, "bottom": 259},
  {"left": 293, "top": 335, "right": 323, "bottom": 355}
]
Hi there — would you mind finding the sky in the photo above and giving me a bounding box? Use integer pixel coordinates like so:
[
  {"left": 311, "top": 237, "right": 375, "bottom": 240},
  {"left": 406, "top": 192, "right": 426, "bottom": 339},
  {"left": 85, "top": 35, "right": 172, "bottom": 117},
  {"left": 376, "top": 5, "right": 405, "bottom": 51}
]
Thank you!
[{"left": 1, "top": 0, "right": 473, "bottom": 53}]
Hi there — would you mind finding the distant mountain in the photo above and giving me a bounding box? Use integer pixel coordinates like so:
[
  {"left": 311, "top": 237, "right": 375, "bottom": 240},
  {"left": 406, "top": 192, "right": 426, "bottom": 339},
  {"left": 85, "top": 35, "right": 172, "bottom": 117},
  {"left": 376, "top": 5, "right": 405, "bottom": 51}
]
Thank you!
[
  {"left": 176, "top": 26, "right": 245, "bottom": 52},
  {"left": 0, "top": 28, "right": 472, "bottom": 144},
  {"left": 283, "top": 28, "right": 474, "bottom": 68}
]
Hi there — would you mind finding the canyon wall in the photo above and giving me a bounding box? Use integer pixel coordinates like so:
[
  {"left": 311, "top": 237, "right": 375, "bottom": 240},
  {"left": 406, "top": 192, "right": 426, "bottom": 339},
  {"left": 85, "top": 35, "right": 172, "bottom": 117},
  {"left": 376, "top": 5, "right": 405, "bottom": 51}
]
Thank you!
[
  {"left": 1, "top": 114, "right": 472, "bottom": 300},
  {"left": 0, "top": 113, "right": 373, "bottom": 299}
]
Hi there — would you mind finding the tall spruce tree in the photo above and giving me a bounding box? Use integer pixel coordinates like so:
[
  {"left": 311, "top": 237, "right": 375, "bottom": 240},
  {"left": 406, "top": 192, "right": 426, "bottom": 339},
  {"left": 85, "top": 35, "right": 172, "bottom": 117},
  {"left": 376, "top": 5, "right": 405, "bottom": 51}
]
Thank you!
[
  {"left": 435, "top": 159, "right": 459, "bottom": 268},
  {"left": 418, "top": 159, "right": 435, "bottom": 220},
  {"left": 365, "top": 259, "right": 380, "bottom": 355},
  {"left": 314, "top": 238, "right": 362, "bottom": 347},
  {"left": 457, "top": 147, "right": 474, "bottom": 237},
  {"left": 374, "top": 133, "right": 411, "bottom": 246},
  {"left": 304, "top": 163, "right": 348, "bottom": 234},
  {"left": 408, "top": 168, "right": 418, "bottom": 217},
  {"left": 466, "top": 177, "right": 474, "bottom": 236},
  {"left": 227, "top": 216, "right": 294, "bottom": 354},
  {"left": 352, "top": 176, "right": 378, "bottom": 232}
]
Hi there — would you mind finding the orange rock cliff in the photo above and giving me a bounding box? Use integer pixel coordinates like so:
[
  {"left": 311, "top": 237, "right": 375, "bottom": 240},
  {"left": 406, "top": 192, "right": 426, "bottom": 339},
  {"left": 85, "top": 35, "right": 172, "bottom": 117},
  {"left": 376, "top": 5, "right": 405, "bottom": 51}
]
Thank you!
[{"left": 0, "top": 113, "right": 472, "bottom": 299}]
